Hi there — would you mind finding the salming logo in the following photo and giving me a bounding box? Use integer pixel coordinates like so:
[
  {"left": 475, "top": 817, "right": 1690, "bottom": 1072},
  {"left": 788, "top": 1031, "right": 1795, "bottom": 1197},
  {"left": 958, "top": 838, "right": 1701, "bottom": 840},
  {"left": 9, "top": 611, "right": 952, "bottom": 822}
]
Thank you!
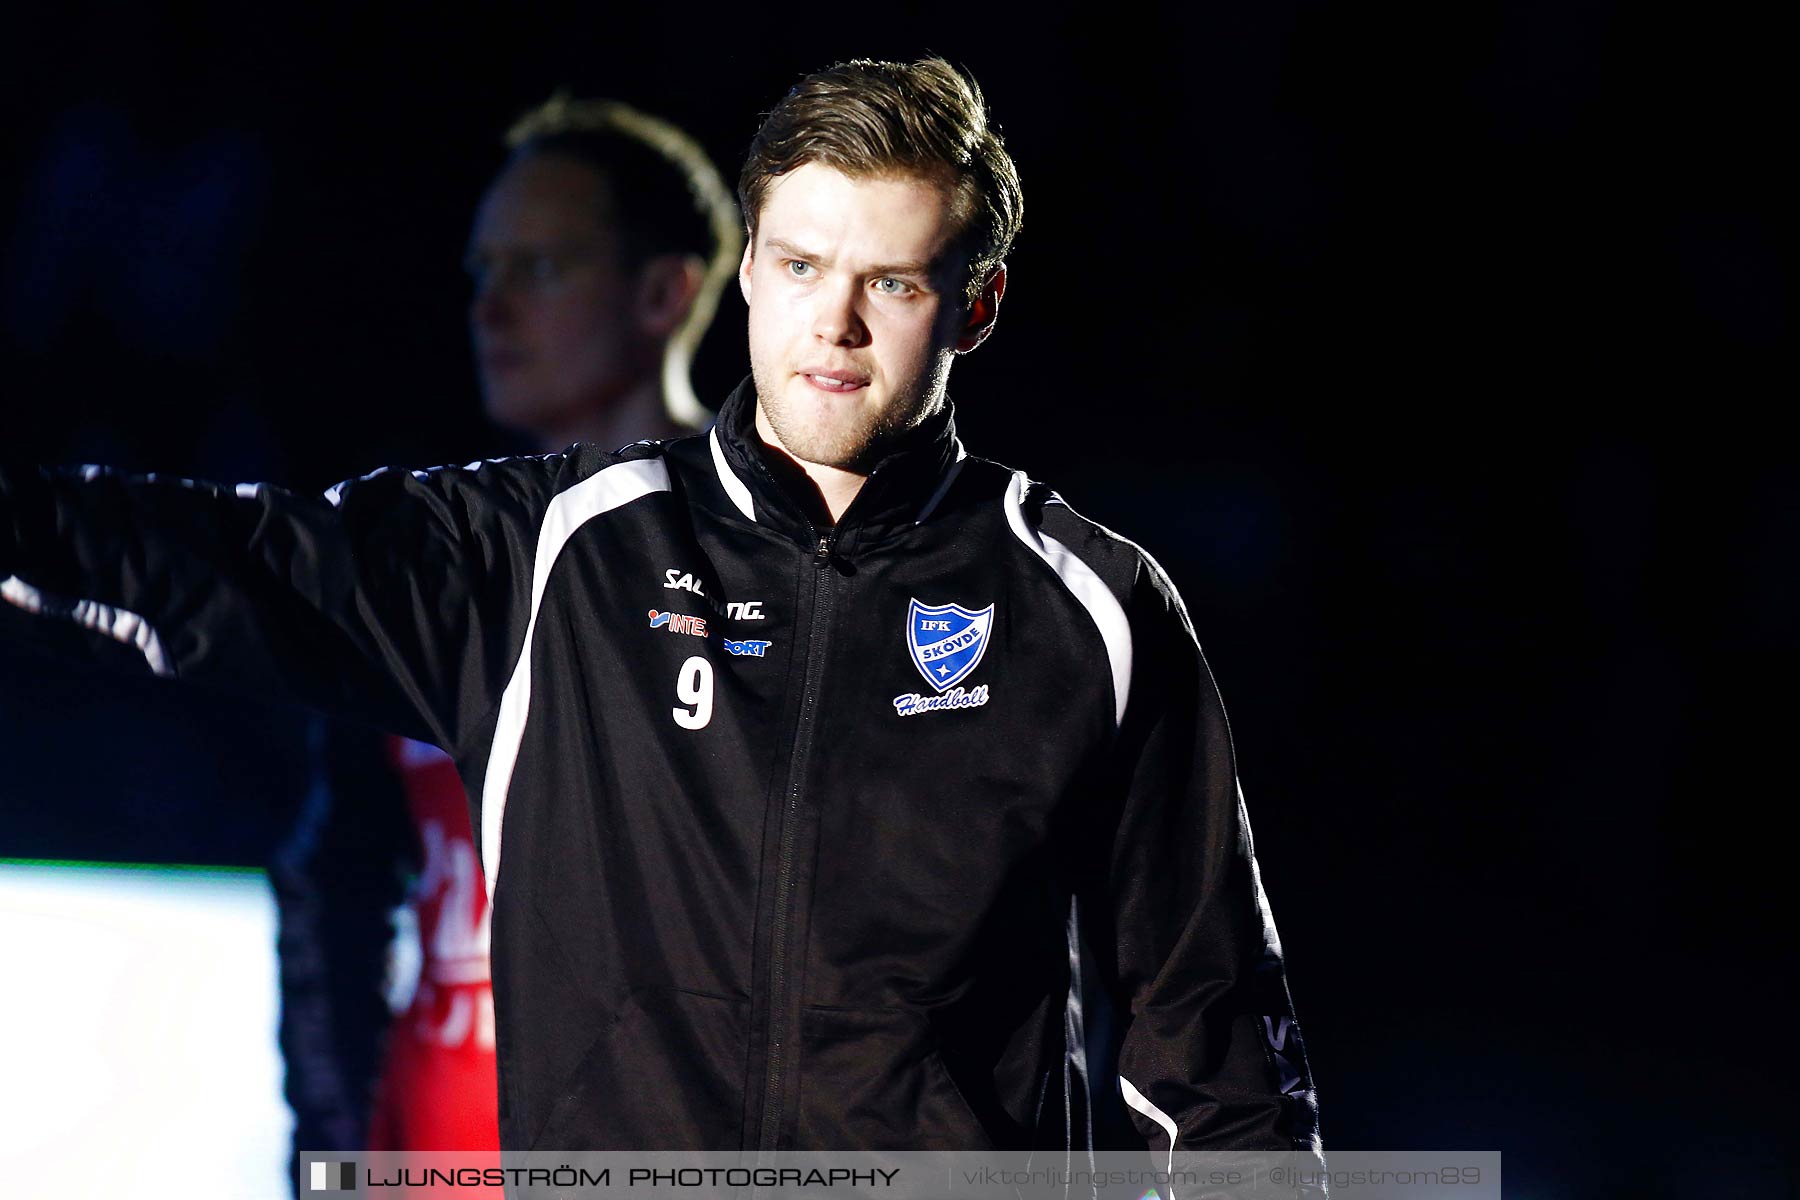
[{"left": 663, "top": 569, "right": 707, "bottom": 596}]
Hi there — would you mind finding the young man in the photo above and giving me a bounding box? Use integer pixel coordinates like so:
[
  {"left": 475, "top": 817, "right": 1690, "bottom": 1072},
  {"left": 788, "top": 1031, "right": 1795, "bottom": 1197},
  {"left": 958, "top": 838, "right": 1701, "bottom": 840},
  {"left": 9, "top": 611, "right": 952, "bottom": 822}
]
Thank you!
[
  {"left": 1, "top": 58, "right": 1319, "bottom": 1155},
  {"left": 273, "top": 94, "right": 743, "bottom": 1169}
]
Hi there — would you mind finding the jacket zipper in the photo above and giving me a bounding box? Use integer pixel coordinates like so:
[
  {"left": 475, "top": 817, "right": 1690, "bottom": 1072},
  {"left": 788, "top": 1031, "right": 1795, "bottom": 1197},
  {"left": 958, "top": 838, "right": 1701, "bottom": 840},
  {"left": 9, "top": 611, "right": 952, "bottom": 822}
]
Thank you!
[{"left": 757, "top": 529, "right": 839, "bottom": 1150}]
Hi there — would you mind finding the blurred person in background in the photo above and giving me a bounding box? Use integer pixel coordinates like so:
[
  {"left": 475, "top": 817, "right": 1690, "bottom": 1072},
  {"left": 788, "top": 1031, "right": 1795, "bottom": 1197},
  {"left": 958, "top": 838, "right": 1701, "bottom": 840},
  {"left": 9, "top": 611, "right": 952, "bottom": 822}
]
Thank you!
[{"left": 274, "top": 93, "right": 740, "bottom": 1180}]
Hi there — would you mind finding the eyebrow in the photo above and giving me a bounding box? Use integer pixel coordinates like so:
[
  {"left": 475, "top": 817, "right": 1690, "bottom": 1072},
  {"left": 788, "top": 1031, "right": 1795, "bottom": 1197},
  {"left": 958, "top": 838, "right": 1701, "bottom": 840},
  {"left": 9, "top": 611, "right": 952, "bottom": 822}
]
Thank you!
[{"left": 763, "top": 237, "right": 937, "bottom": 279}]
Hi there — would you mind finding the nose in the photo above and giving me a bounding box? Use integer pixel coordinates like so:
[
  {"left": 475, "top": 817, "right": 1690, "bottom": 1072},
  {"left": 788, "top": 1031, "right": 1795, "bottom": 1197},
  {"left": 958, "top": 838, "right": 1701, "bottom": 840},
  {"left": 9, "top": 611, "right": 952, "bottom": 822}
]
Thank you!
[
  {"left": 810, "top": 278, "right": 869, "bottom": 348},
  {"left": 471, "top": 278, "right": 513, "bottom": 332}
]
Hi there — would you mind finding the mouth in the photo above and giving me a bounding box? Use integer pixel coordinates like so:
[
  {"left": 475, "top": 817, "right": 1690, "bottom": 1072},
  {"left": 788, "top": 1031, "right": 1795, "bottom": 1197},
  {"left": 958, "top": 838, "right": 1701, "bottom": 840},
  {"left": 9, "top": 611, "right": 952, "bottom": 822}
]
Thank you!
[{"left": 798, "top": 369, "right": 870, "bottom": 394}]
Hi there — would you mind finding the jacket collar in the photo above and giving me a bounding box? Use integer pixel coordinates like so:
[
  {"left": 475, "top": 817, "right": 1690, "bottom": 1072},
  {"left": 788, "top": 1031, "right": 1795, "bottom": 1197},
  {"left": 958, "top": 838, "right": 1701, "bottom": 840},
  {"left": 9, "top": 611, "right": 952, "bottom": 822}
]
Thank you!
[{"left": 707, "top": 376, "right": 966, "bottom": 556}]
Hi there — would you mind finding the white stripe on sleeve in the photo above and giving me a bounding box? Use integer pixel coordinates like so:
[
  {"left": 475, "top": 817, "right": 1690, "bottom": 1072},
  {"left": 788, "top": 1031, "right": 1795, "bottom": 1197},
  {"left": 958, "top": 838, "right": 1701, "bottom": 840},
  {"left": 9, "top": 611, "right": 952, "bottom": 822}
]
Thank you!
[
  {"left": 1002, "top": 471, "right": 1133, "bottom": 726},
  {"left": 709, "top": 427, "right": 756, "bottom": 522},
  {"left": 479, "top": 457, "right": 671, "bottom": 899},
  {"left": 1, "top": 574, "right": 173, "bottom": 678},
  {"left": 1119, "top": 1074, "right": 1180, "bottom": 1184}
]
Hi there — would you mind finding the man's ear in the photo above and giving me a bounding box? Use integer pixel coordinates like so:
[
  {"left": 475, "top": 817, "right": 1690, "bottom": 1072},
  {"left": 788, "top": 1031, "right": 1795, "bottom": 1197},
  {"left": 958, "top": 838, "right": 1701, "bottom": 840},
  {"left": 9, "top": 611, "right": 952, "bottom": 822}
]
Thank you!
[
  {"left": 953, "top": 263, "right": 1007, "bottom": 354},
  {"left": 737, "top": 240, "right": 755, "bottom": 305},
  {"left": 635, "top": 254, "right": 706, "bottom": 339}
]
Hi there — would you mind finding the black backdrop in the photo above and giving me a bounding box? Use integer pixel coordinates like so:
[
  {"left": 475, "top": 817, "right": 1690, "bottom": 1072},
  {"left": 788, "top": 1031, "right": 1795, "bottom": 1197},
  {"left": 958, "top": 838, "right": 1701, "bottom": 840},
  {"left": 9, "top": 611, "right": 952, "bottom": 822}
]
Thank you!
[{"left": 2, "top": 4, "right": 1791, "bottom": 1195}]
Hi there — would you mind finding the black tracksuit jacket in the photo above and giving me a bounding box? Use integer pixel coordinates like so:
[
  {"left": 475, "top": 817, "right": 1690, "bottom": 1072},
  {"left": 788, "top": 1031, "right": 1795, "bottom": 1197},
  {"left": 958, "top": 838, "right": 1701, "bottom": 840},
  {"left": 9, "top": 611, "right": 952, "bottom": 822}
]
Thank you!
[{"left": 0, "top": 380, "right": 1320, "bottom": 1154}]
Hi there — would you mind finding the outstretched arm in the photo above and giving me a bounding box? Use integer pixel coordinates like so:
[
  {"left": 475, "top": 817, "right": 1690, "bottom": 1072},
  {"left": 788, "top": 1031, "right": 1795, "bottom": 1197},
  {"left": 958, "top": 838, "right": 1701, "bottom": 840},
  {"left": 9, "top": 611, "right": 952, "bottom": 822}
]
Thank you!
[{"left": 0, "top": 454, "right": 571, "bottom": 751}]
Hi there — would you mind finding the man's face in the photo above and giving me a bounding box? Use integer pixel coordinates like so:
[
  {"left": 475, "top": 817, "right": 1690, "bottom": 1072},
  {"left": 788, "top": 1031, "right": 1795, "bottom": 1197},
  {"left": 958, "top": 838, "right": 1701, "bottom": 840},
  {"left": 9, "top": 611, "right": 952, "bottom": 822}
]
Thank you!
[
  {"left": 467, "top": 153, "right": 650, "bottom": 437},
  {"left": 742, "top": 162, "right": 976, "bottom": 471}
]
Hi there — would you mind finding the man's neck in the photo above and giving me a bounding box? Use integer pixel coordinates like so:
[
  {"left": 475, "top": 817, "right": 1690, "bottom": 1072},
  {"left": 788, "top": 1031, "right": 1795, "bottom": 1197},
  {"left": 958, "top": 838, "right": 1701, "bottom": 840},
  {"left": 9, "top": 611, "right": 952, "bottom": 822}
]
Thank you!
[
  {"left": 752, "top": 407, "right": 867, "bottom": 525},
  {"left": 533, "top": 376, "right": 695, "bottom": 455}
]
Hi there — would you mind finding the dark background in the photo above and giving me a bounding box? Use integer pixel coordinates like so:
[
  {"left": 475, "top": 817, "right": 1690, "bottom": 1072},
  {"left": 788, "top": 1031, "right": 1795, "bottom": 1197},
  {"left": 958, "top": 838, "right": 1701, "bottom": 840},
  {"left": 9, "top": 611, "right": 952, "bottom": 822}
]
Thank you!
[{"left": 1, "top": 4, "right": 1791, "bottom": 1195}]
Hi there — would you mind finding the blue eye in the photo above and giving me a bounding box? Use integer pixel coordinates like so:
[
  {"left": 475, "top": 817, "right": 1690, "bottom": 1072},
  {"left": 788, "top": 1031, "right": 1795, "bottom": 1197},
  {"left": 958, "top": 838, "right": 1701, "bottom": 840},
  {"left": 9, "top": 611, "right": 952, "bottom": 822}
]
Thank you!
[
  {"left": 873, "top": 277, "right": 907, "bottom": 295},
  {"left": 787, "top": 260, "right": 813, "bottom": 277}
]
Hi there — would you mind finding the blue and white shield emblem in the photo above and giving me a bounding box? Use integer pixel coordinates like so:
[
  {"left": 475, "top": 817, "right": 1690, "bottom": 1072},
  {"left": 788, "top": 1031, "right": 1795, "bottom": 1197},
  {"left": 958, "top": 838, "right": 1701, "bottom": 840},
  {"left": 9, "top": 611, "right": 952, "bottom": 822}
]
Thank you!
[{"left": 906, "top": 598, "right": 995, "bottom": 692}]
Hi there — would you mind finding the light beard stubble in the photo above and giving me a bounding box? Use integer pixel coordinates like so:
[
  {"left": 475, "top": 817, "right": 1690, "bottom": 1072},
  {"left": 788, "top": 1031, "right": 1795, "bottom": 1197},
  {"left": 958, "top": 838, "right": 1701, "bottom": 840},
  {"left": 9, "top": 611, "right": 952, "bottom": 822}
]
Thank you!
[{"left": 752, "top": 355, "right": 951, "bottom": 472}]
